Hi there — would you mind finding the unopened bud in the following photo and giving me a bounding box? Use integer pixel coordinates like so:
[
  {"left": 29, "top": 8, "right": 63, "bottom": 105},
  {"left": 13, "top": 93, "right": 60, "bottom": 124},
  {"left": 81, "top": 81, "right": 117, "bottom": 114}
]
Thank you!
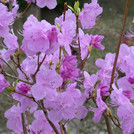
[
  {"left": 75, "top": 110, "right": 78, "bottom": 114},
  {"left": 106, "top": 108, "right": 112, "bottom": 117},
  {"left": 64, "top": 2, "right": 67, "bottom": 8},
  {"left": 1, "top": 0, "right": 8, "bottom": 4},
  {"left": 114, "top": 115, "right": 118, "bottom": 120},
  {"left": 10, "top": 55, "right": 13, "bottom": 60},
  {"left": 92, "top": 90, "right": 96, "bottom": 98},
  {"left": 87, "top": 45, "right": 92, "bottom": 53}
]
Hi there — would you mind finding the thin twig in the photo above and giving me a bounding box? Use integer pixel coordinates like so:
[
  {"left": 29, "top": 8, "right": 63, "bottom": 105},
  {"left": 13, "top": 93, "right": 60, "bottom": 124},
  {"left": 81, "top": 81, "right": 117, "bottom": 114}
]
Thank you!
[
  {"left": 109, "top": 116, "right": 121, "bottom": 129},
  {"left": 0, "top": 57, "right": 17, "bottom": 76},
  {"left": 3, "top": 72, "right": 33, "bottom": 85},
  {"left": 21, "top": 113, "right": 27, "bottom": 134},
  {"left": 60, "top": 121, "right": 64, "bottom": 134},
  {"left": 36, "top": 7, "right": 40, "bottom": 19},
  {"left": 110, "top": 0, "right": 130, "bottom": 89},
  {"left": 82, "top": 51, "right": 90, "bottom": 69},
  {"left": 31, "top": 54, "right": 46, "bottom": 83},
  {"left": 40, "top": 100, "right": 60, "bottom": 134},
  {"left": 14, "top": 1, "right": 32, "bottom": 21},
  {"left": 103, "top": 113, "right": 112, "bottom": 134},
  {"left": 63, "top": 2, "right": 67, "bottom": 21},
  {"left": 10, "top": 55, "right": 30, "bottom": 81}
]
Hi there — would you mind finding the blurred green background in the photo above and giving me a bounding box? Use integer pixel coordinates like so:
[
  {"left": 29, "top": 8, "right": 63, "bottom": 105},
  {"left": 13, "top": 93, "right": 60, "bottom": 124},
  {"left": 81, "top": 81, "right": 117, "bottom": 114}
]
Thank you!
[{"left": 0, "top": 0, "right": 134, "bottom": 133}]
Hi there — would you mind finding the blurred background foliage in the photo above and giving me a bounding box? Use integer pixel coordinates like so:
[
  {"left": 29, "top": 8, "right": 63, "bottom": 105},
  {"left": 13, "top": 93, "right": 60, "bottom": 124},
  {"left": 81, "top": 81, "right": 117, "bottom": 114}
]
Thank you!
[
  {"left": 17, "top": 0, "right": 134, "bottom": 15},
  {"left": 0, "top": 0, "right": 134, "bottom": 133}
]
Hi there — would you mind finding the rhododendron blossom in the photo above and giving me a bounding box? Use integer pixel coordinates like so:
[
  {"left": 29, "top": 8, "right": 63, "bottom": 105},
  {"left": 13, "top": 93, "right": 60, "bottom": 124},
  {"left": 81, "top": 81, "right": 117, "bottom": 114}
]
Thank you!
[{"left": 0, "top": 0, "right": 134, "bottom": 134}]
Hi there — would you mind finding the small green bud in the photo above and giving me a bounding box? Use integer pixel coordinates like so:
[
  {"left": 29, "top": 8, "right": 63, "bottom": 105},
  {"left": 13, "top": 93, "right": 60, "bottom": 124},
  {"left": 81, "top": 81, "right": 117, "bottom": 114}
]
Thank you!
[{"left": 74, "top": 1, "right": 79, "bottom": 12}]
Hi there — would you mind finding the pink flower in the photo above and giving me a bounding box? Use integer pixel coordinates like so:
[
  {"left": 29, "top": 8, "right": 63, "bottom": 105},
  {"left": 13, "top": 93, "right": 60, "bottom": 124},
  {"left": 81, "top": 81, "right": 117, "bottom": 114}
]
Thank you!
[
  {"left": 93, "top": 89, "right": 108, "bottom": 123},
  {"left": 0, "top": 3, "right": 13, "bottom": 37},
  {"left": 0, "top": 74, "right": 9, "bottom": 93},
  {"left": 60, "top": 55, "right": 80, "bottom": 81},
  {"left": 37, "top": 0, "right": 57, "bottom": 9},
  {"left": 84, "top": 71, "right": 97, "bottom": 94},
  {"left": 30, "top": 110, "right": 60, "bottom": 133},
  {"left": 31, "top": 67, "right": 63, "bottom": 100},
  {"left": 117, "top": 102, "right": 134, "bottom": 134},
  {"left": 79, "top": 0, "right": 103, "bottom": 29},
  {"left": 44, "top": 83, "right": 87, "bottom": 122},
  {"left": 25, "top": 0, "right": 57, "bottom": 9},
  {"left": 55, "top": 9, "right": 76, "bottom": 55},
  {"left": 91, "top": 35, "right": 104, "bottom": 50},
  {"left": 12, "top": 82, "right": 37, "bottom": 113},
  {"left": 4, "top": 104, "right": 23, "bottom": 133},
  {"left": 79, "top": 28, "right": 91, "bottom": 60}
]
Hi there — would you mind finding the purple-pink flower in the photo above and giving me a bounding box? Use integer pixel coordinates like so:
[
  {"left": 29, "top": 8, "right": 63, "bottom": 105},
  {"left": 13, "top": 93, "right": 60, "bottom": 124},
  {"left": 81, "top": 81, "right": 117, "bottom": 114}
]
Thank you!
[
  {"left": 0, "top": 74, "right": 9, "bottom": 93},
  {"left": 93, "top": 89, "right": 108, "bottom": 123},
  {"left": 0, "top": 3, "right": 13, "bottom": 37},
  {"left": 37, "top": 0, "right": 57, "bottom": 9},
  {"left": 84, "top": 71, "right": 97, "bottom": 95},
  {"left": 31, "top": 66, "right": 63, "bottom": 100},
  {"left": 60, "top": 55, "right": 80, "bottom": 81},
  {"left": 4, "top": 104, "right": 23, "bottom": 133},
  {"left": 79, "top": 0, "right": 103, "bottom": 29},
  {"left": 79, "top": 28, "right": 91, "bottom": 60},
  {"left": 91, "top": 35, "right": 104, "bottom": 50}
]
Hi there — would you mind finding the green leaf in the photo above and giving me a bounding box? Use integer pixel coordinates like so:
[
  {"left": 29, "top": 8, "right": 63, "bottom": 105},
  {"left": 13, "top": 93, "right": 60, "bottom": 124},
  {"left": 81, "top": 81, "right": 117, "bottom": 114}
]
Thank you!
[
  {"left": 67, "top": 5, "right": 74, "bottom": 12},
  {"left": 14, "top": 79, "right": 19, "bottom": 89},
  {"left": 67, "top": 129, "right": 71, "bottom": 134},
  {"left": 74, "top": 1, "right": 79, "bottom": 12}
]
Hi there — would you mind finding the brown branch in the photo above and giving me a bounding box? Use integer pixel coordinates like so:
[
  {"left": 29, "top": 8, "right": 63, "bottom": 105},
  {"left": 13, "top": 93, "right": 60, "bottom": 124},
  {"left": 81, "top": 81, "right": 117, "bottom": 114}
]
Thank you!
[
  {"left": 110, "top": 0, "right": 130, "bottom": 90},
  {"left": 16, "top": 1, "right": 32, "bottom": 20},
  {"left": 0, "top": 57, "right": 17, "bottom": 76},
  {"left": 109, "top": 116, "right": 121, "bottom": 129},
  {"left": 2, "top": 72, "right": 33, "bottom": 85},
  {"left": 82, "top": 51, "right": 90, "bottom": 69},
  {"left": 10, "top": 55, "right": 30, "bottom": 81},
  {"left": 103, "top": 113, "right": 112, "bottom": 134},
  {"left": 60, "top": 121, "right": 64, "bottom": 134},
  {"left": 31, "top": 54, "right": 46, "bottom": 83},
  {"left": 40, "top": 100, "right": 60, "bottom": 134},
  {"left": 36, "top": 7, "right": 40, "bottom": 19},
  {"left": 21, "top": 113, "right": 27, "bottom": 134},
  {"left": 63, "top": 2, "right": 67, "bottom": 21}
]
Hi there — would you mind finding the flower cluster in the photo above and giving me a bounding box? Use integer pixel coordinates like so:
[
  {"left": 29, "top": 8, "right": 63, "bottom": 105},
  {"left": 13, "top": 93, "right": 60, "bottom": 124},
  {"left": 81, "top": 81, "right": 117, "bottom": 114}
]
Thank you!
[{"left": 0, "top": 0, "right": 134, "bottom": 134}]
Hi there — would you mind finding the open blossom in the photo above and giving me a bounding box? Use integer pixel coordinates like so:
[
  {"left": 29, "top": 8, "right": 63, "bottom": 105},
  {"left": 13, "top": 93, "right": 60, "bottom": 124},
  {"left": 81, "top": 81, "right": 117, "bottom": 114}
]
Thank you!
[
  {"left": 0, "top": 74, "right": 9, "bottom": 93},
  {"left": 60, "top": 55, "right": 80, "bottom": 81},
  {"left": 25, "top": 0, "right": 57, "bottom": 9},
  {"left": 31, "top": 66, "right": 63, "bottom": 100},
  {"left": 96, "top": 53, "right": 118, "bottom": 84},
  {"left": 55, "top": 9, "right": 76, "bottom": 55},
  {"left": 22, "top": 15, "right": 60, "bottom": 56},
  {"left": 22, "top": 15, "right": 50, "bottom": 56},
  {"left": 0, "top": 33, "right": 19, "bottom": 65},
  {"left": 79, "top": 0, "right": 103, "bottom": 29},
  {"left": 37, "top": 0, "right": 57, "bottom": 9},
  {"left": 79, "top": 28, "right": 91, "bottom": 60},
  {"left": 4, "top": 104, "right": 23, "bottom": 133},
  {"left": 93, "top": 89, "right": 108, "bottom": 123},
  {"left": 30, "top": 110, "right": 60, "bottom": 134},
  {"left": 117, "top": 76, "right": 134, "bottom": 100},
  {"left": 110, "top": 84, "right": 129, "bottom": 106},
  {"left": 91, "top": 35, "right": 104, "bottom": 50},
  {"left": 84, "top": 71, "right": 97, "bottom": 95},
  {"left": 117, "top": 102, "right": 134, "bottom": 134},
  {"left": 4, "top": 33, "right": 19, "bottom": 52},
  {"left": 44, "top": 83, "right": 87, "bottom": 123},
  {"left": 12, "top": 82, "right": 37, "bottom": 113},
  {"left": 0, "top": 3, "right": 13, "bottom": 37}
]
